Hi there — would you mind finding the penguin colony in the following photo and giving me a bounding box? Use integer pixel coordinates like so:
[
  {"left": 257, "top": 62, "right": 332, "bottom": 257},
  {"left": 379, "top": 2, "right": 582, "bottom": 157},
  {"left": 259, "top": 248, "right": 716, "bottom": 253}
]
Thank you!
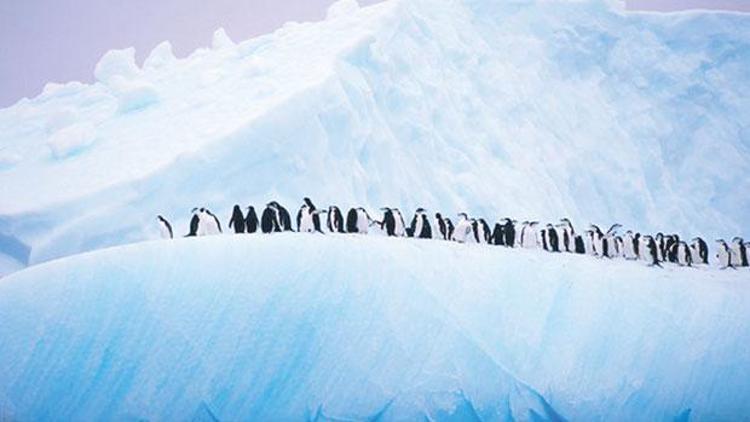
[{"left": 157, "top": 198, "right": 748, "bottom": 270}]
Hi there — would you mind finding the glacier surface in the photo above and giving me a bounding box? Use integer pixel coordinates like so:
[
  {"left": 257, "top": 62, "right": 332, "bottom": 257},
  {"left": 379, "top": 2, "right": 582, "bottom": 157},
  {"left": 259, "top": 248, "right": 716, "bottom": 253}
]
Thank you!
[
  {"left": 0, "top": 0, "right": 749, "bottom": 275},
  {"left": 1, "top": 234, "right": 749, "bottom": 420}
]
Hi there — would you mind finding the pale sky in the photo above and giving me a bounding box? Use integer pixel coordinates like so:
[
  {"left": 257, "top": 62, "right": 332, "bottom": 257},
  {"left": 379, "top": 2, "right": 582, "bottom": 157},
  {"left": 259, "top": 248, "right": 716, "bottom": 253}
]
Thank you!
[{"left": 1, "top": 0, "right": 748, "bottom": 108}]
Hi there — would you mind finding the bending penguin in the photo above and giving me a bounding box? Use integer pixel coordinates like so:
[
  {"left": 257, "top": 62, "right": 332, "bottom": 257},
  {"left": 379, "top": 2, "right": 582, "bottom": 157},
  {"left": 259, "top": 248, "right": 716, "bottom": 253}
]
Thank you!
[
  {"left": 346, "top": 207, "right": 373, "bottom": 234},
  {"left": 451, "top": 213, "right": 473, "bottom": 243},
  {"left": 157, "top": 215, "right": 173, "bottom": 239},
  {"left": 261, "top": 203, "right": 281, "bottom": 233}
]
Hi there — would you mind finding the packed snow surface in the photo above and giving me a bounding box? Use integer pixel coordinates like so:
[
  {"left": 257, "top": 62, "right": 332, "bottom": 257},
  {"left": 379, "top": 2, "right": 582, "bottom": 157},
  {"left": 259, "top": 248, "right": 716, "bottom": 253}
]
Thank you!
[
  {"left": 0, "top": 0, "right": 749, "bottom": 275},
  {"left": 0, "top": 235, "right": 748, "bottom": 420}
]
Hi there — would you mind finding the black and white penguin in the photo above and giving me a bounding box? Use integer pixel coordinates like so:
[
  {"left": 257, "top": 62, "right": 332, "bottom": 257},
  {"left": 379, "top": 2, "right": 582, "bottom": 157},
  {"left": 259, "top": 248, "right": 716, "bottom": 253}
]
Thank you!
[
  {"left": 327, "top": 206, "right": 345, "bottom": 233},
  {"left": 185, "top": 208, "right": 200, "bottom": 237},
  {"left": 302, "top": 198, "right": 322, "bottom": 233},
  {"left": 675, "top": 241, "right": 693, "bottom": 267},
  {"left": 245, "top": 206, "right": 259, "bottom": 234},
  {"left": 690, "top": 237, "right": 708, "bottom": 265},
  {"left": 622, "top": 230, "right": 637, "bottom": 260},
  {"left": 409, "top": 208, "right": 432, "bottom": 239},
  {"left": 391, "top": 209, "right": 407, "bottom": 237},
  {"left": 665, "top": 235, "right": 679, "bottom": 263},
  {"left": 229, "top": 205, "right": 246, "bottom": 234},
  {"left": 269, "top": 202, "right": 293, "bottom": 231},
  {"left": 478, "top": 219, "right": 492, "bottom": 243},
  {"left": 445, "top": 217, "right": 455, "bottom": 241},
  {"left": 203, "top": 208, "right": 223, "bottom": 235},
  {"left": 503, "top": 219, "right": 516, "bottom": 248},
  {"left": 380, "top": 208, "right": 397, "bottom": 236},
  {"left": 655, "top": 233, "right": 666, "bottom": 262},
  {"left": 716, "top": 240, "right": 734, "bottom": 269},
  {"left": 540, "top": 227, "right": 549, "bottom": 251},
  {"left": 605, "top": 224, "right": 622, "bottom": 258},
  {"left": 643, "top": 235, "right": 661, "bottom": 267},
  {"left": 491, "top": 223, "right": 505, "bottom": 246},
  {"left": 558, "top": 219, "right": 575, "bottom": 252},
  {"left": 520, "top": 222, "right": 539, "bottom": 249},
  {"left": 157, "top": 215, "right": 173, "bottom": 239},
  {"left": 346, "top": 207, "right": 373, "bottom": 234},
  {"left": 574, "top": 234, "right": 586, "bottom": 254},
  {"left": 590, "top": 225, "right": 607, "bottom": 258},
  {"left": 261, "top": 203, "right": 280, "bottom": 233},
  {"left": 546, "top": 224, "right": 560, "bottom": 252},
  {"left": 297, "top": 203, "right": 316, "bottom": 233},
  {"left": 435, "top": 213, "right": 448, "bottom": 240},
  {"left": 731, "top": 237, "right": 748, "bottom": 267},
  {"left": 452, "top": 213, "right": 473, "bottom": 243},
  {"left": 633, "top": 233, "right": 641, "bottom": 259}
]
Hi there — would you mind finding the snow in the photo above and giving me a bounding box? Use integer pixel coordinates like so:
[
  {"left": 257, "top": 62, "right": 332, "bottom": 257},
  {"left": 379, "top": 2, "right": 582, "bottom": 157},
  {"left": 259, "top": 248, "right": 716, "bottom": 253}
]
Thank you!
[
  {"left": 93, "top": 47, "right": 141, "bottom": 84},
  {"left": 0, "top": 0, "right": 748, "bottom": 274},
  {"left": 0, "top": 234, "right": 748, "bottom": 420},
  {"left": 46, "top": 123, "right": 98, "bottom": 159}
]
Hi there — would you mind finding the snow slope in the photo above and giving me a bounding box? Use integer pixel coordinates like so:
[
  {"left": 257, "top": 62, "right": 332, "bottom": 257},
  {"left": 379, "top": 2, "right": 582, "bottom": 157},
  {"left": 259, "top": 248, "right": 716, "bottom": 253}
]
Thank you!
[
  {"left": 0, "top": 234, "right": 748, "bottom": 420},
  {"left": 0, "top": 0, "right": 749, "bottom": 275}
]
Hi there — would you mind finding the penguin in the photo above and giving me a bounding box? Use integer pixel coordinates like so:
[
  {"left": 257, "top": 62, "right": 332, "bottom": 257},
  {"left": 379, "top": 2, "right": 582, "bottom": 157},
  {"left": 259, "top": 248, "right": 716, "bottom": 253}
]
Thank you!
[
  {"left": 690, "top": 237, "right": 708, "bottom": 265},
  {"left": 675, "top": 241, "right": 693, "bottom": 267},
  {"left": 503, "top": 219, "right": 516, "bottom": 248},
  {"left": 327, "top": 206, "right": 345, "bottom": 233},
  {"left": 574, "top": 234, "right": 586, "bottom": 254},
  {"left": 297, "top": 203, "right": 316, "bottom": 233},
  {"left": 270, "top": 202, "right": 293, "bottom": 231},
  {"left": 261, "top": 203, "right": 280, "bottom": 233},
  {"left": 590, "top": 225, "right": 607, "bottom": 257},
  {"left": 643, "top": 235, "right": 662, "bottom": 267},
  {"left": 633, "top": 233, "right": 641, "bottom": 259},
  {"left": 380, "top": 208, "right": 397, "bottom": 236},
  {"left": 186, "top": 208, "right": 200, "bottom": 237},
  {"left": 445, "top": 217, "right": 455, "bottom": 241},
  {"left": 202, "top": 208, "right": 223, "bottom": 235},
  {"left": 605, "top": 224, "right": 622, "bottom": 258},
  {"left": 478, "top": 219, "right": 492, "bottom": 243},
  {"left": 731, "top": 237, "right": 748, "bottom": 267},
  {"left": 655, "top": 233, "right": 666, "bottom": 262},
  {"left": 622, "top": 230, "right": 637, "bottom": 260},
  {"left": 540, "top": 227, "right": 549, "bottom": 251},
  {"left": 346, "top": 207, "right": 373, "bottom": 234},
  {"left": 559, "top": 219, "right": 575, "bottom": 252},
  {"left": 228, "top": 205, "right": 246, "bottom": 234},
  {"left": 520, "top": 222, "right": 539, "bottom": 249},
  {"left": 392, "top": 209, "right": 407, "bottom": 237},
  {"left": 716, "top": 240, "right": 734, "bottom": 269},
  {"left": 492, "top": 223, "right": 505, "bottom": 246},
  {"left": 245, "top": 206, "right": 259, "bottom": 234},
  {"left": 435, "top": 213, "right": 448, "bottom": 240},
  {"left": 302, "top": 198, "right": 322, "bottom": 233},
  {"left": 346, "top": 208, "right": 359, "bottom": 233},
  {"left": 409, "top": 208, "right": 432, "bottom": 239},
  {"left": 157, "top": 215, "right": 173, "bottom": 239},
  {"left": 665, "top": 235, "right": 679, "bottom": 263},
  {"left": 546, "top": 224, "right": 560, "bottom": 252},
  {"left": 469, "top": 219, "right": 482, "bottom": 243},
  {"left": 452, "top": 213, "right": 473, "bottom": 243}
]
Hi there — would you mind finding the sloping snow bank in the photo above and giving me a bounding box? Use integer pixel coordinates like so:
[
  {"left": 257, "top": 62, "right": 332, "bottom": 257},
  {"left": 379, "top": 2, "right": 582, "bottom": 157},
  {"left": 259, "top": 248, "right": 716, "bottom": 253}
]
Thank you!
[{"left": 0, "top": 234, "right": 748, "bottom": 420}]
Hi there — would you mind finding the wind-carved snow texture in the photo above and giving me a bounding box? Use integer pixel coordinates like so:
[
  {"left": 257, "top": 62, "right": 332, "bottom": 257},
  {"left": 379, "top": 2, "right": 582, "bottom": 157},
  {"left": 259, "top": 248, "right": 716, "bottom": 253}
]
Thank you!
[
  {"left": 0, "top": 0, "right": 749, "bottom": 275},
  {"left": 1, "top": 235, "right": 749, "bottom": 420}
]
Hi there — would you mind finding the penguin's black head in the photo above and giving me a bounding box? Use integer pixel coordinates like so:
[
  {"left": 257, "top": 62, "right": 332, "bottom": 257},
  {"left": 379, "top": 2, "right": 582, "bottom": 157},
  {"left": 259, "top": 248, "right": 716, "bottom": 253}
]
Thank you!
[
  {"left": 200, "top": 207, "right": 206, "bottom": 213},
  {"left": 192, "top": 208, "right": 198, "bottom": 213},
  {"left": 247, "top": 205, "right": 255, "bottom": 210},
  {"left": 157, "top": 215, "right": 165, "bottom": 221},
  {"left": 416, "top": 208, "right": 425, "bottom": 213},
  {"left": 435, "top": 212, "right": 442, "bottom": 218}
]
